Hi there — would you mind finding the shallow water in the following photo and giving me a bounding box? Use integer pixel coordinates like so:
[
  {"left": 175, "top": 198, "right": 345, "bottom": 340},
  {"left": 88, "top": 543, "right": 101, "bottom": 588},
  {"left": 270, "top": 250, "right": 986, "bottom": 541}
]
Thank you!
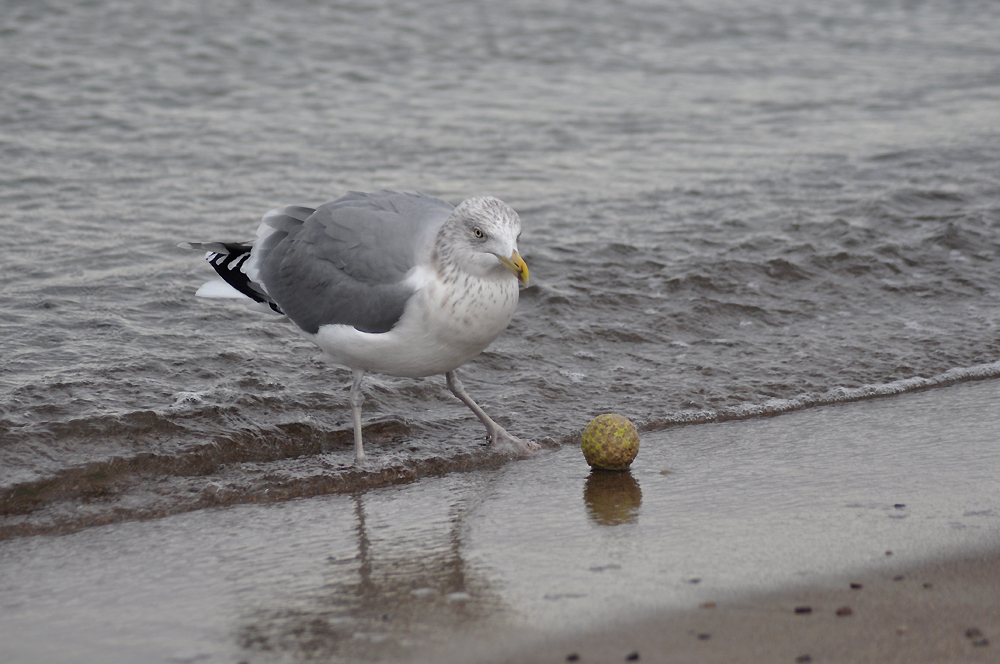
[
  {"left": 2, "top": 0, "right": 1000, "bottom": 532},
  {"left": 1, "top": 379, "right": 998, "bottom": 663}
]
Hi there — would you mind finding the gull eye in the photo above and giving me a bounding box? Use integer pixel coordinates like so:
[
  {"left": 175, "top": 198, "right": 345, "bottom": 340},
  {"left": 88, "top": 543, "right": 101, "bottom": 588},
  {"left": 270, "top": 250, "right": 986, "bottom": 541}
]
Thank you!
[{"left": 473, "top": 227, "right": 484, "bottom": 239}]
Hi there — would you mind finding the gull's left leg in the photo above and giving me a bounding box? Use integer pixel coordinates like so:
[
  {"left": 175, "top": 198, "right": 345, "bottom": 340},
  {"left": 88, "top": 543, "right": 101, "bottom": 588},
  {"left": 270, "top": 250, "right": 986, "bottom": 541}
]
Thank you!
[
  {"left": 349, "top": 369, "right": 367, "bottom": 465},
  {"left": 446, "top": 370, "right": 538, "bottom": 455}
]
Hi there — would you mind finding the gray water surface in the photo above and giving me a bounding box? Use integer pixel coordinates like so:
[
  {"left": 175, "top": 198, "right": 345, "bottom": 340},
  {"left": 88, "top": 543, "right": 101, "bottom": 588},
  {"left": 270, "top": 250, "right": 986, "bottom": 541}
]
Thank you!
[{"left": 2, "top": 0, "right": 1000, "bottom": 530}]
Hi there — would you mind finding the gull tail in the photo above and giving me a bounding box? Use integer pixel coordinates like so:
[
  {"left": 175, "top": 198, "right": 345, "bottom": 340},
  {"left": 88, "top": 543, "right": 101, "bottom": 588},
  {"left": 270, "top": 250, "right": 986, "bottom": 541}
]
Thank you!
[{"left": 178, "top": 241, "right": 284, "bottom": 315}]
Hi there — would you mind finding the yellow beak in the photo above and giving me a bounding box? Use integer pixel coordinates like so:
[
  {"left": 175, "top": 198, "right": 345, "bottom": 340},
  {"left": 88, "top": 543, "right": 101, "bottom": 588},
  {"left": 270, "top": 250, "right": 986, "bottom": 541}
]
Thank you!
[{"left": 498, "top": 250, "right": 530, "bottom": 286}]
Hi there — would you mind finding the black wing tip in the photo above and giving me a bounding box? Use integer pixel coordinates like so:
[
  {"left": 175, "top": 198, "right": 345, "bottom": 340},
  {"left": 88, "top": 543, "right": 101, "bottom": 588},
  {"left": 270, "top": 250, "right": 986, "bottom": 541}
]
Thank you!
[{"left": 196, "top": 244, "right": 285, "bottom": 316}]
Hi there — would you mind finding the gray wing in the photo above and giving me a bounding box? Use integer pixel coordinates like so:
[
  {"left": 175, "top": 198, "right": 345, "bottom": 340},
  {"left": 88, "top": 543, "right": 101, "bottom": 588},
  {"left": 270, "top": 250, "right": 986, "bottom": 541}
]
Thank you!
[{"left": 253, "top": 191, "right": 453, "bottom": 335}]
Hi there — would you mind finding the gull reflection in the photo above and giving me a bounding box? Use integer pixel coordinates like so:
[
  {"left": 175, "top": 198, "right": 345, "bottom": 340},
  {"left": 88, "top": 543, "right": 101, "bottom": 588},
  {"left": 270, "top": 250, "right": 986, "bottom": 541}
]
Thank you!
[{"left": 235, "top": 487, "right": 503, "bottom": 661}]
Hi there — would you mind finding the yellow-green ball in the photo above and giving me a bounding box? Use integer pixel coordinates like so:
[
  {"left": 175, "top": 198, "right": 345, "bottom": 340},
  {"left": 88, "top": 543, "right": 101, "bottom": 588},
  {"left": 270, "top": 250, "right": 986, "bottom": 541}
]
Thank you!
[{"left": 581, "top": 414, "right": 640, "bottom": 470}]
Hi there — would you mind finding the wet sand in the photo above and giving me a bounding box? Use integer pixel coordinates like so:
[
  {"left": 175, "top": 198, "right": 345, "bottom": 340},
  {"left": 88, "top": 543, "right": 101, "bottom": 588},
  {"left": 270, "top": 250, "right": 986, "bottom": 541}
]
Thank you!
[
  {"left": 428, "top": 552, "right": 1000, "bottom": 663},
  {"left": 1, "top": 378, "right": 999, "bottom": 663}
]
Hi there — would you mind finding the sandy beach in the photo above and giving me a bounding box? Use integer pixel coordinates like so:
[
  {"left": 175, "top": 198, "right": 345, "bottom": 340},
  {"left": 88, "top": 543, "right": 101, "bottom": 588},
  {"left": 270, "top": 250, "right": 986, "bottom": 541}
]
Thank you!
[{"left": 430, "top": 552, "right": 1000, "bottom": 663}]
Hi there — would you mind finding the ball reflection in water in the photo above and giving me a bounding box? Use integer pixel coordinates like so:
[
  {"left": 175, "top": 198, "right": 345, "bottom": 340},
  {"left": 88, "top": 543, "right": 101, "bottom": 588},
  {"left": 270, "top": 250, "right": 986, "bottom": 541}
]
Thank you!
[{"left": 583, "top": 470, "right": 643, "bottom": 526}]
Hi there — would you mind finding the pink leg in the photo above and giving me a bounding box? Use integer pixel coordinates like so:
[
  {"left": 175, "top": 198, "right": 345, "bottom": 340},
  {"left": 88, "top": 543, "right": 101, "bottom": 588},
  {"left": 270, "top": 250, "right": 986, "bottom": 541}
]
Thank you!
[
  {"left": 349, "top": 369, "right": 367, "bottom": 465},
  {"left": 446, "top": 370, "right": 538, "bottom": 454}
]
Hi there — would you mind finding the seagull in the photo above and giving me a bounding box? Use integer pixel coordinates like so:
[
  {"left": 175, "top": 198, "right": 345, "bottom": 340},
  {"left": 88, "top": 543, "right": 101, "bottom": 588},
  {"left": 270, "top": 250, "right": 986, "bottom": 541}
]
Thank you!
[{"left": 181, "top": 190, "right": 536, "bottom": 465}]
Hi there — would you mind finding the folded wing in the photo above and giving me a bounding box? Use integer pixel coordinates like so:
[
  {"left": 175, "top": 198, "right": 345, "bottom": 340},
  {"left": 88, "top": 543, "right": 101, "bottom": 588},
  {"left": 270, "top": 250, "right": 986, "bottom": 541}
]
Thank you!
[{"left": 247, "top": 191, "right": 453, "bottom": 334}]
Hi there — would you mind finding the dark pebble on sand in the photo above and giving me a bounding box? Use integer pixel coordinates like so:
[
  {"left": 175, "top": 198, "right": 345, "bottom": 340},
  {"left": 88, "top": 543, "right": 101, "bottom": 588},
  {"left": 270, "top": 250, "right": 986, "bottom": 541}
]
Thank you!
[
  {"left": 885, "top": 550, "right": 893, "bottom": 556},
  {"left": 687, "top": 578, "right": 701, "bottom": 584},
  {"left": 626, "top": 651, "right": 640, "bottom": 661},
  {"left": 893, "top": 575, "right": 905, "bottom": 581},
  {"left": 835, "top": 606, "right": 853, "bottom": 616},
  {"left": 966, "top": 628, "right": 983, "bottom": 639},
  {"left": 697, "top": 633, "right": 711, "bottom": 640},
  {"left": 923, "top": 582, "right": 932, "bottom": 589},
  {"left": 796, "top": 655, "right": 812, "bottom": 663},
  {"left": 794, "top": 606, "right": 812, "bottom": 615},
  {"left": 894, "top": 504, "right": 906, "bottom": 509},
  {"left": 850, "top": 583, "right": 863, "bottom": 590},
  {"left": 566, "top": 654, "right": 580, "bottom": 662}
]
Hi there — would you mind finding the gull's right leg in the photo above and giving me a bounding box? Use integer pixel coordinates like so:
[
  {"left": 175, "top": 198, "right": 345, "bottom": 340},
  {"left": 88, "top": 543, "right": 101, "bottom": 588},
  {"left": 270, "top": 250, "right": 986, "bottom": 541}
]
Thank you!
[
  {"left": 446, "top": 370, "right": 538, "bottom": 455},
  {"left": 349, "top": 369, "right": 367, "bottom": 465}
]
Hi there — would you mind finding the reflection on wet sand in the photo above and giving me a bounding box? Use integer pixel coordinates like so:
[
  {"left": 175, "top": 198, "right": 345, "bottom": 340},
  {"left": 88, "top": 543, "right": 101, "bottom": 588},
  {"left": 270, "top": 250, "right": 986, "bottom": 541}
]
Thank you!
[
  {"left": 234, "top": 491, "right": 505, "bottom": 662},
  {"left": 583, "top": 470, "right": 643, "bottom": 526}
]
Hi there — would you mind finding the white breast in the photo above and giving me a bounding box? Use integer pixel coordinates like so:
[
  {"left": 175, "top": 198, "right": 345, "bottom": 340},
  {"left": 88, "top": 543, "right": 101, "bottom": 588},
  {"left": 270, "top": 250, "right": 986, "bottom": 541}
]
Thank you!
[{"left": 309, "top": 268, "right": 519, "bottom": 378}]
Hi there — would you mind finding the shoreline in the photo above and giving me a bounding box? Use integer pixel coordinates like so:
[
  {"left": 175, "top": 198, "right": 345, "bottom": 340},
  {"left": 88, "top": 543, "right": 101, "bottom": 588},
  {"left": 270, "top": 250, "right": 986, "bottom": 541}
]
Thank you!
[{"left": 5, "top": 366, "right": 1000, "bottom": 540}]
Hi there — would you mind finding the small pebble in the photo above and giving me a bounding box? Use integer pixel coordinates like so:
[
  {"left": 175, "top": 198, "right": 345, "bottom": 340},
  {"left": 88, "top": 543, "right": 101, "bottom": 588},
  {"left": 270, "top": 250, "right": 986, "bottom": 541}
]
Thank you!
[
  {"left": 566, "top": 654, "right": 580, "bottom": 662},
  {"left": 410, "top": 588, "right": 436, "bottom": 598},
  {"left": 687, "top": 578, "right": 701, "bottom": 584},
  {"left": 965, "top": 628, "right": 983, "bottom": 639},
  {"left": 835, "top": 606, "right": 853, "bottom": 617},
  {"left": 697, "top": 633, "right": 711, "bottom": 641},
  {"left": 896, "top": 625, "right": 908, "bottom": 635},
  {"left": 794, "top": 606, "right": 812, "bottom": 615},
  {"left": 885, "top": 550, "right": 893, "bottom": 556},
  {"left": 850, "top": 583, "right": 863, "bottom": 590},
  {"left": 923, "top": 582, "right": 933, "bottom": 589},
  {"left": 893, "top": 575, "right": 905, "bottom": 581},
  {"left": 699, "top": 601, "right": 717, "bottom": 609},
  {"left": 625, "top": 652, "right": 640, "bottom": 661},
  {"left": 796, "top": 656, "right": 812, "bottom": 663},
  {"left": 894, "top": 504, "right": 906, "bottom": 509}
]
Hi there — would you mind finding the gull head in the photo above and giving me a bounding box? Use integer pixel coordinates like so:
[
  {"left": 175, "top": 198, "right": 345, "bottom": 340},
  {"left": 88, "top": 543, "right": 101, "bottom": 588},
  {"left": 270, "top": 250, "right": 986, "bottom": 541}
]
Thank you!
[{"left": 438, "top": 196, "right": 529, "bottom": 286}]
